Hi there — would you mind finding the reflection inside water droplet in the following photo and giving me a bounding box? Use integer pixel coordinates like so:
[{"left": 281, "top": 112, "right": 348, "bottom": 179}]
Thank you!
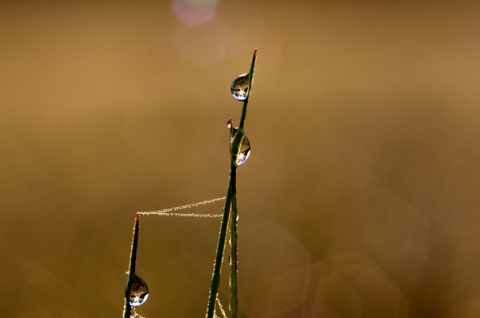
[
  {"left": 129, "top": 274, "right": 149, "bottom": 306},
  {"left": 230, "top": 74, "right": 249, "bottom": 101},
  {"left": 231, "top": 128, "right": 251, "bottom": 165}
]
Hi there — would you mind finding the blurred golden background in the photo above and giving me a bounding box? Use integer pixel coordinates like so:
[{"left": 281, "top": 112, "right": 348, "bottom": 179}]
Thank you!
[{"left": 1, "top": 1, "right": 480, "bottom": 317}]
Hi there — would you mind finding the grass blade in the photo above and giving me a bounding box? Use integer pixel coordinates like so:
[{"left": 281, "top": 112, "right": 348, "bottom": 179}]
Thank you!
[
  {"left": 124, "top": 213, "right": 140, "bottom": 318},
  {"left": 230, "top": 177, "right": 238, "bottom": 318},
  {"left": 206, "top": 49, "right": 257, "bottom": 318},
  {"left": 205, "top": 166, "right": 235, "bottom": 318}
]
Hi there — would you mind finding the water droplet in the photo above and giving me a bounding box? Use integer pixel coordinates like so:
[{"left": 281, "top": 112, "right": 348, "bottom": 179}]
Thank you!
[
  {"left": 129, "top": 274, "right": 149, "bottom": 307},
  {"left": 230, "top": 129, "right": 251, "bottom": 165},
  {"left": 231, "top": 128, "right": 250, "bottom": 165},
  {"left": 230, "top": 74, "right": 249, "bottom": 101}
]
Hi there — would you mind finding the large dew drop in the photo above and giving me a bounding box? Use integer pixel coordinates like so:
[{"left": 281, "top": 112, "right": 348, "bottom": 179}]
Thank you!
[
  {"left": 230, "top": 127, "right": 251, "bottom": 165},
  {"left": 129, "top": 274, "right": 149, "bottom": 307},
  {"left": 230, "top": 74, "right": 249, "bottom": 101}
]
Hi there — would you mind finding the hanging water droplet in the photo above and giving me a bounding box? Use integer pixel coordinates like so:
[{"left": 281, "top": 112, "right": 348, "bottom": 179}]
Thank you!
[
  {"left": 230, "top": 128, "right": 251, "bottom": 165},
  {"left": 229, "top": 127, "right": 251, "bottom": 165},
  {"left": 230, "top": 74, "right": 249, "bottom": 101},
  {"left": 129, "top": 274, "right": 149, "bottom": 307},
  {"left": 227, "top": 120, "right": 251, "bottom": 165}
]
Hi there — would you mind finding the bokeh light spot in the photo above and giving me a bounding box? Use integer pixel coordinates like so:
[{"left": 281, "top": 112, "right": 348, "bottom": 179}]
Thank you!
[{"left": 171, "top": 0, "right": 218, "bottom": 27}]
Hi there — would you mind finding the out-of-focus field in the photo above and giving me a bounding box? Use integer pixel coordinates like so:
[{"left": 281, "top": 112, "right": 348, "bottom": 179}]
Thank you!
[{"left": 2, "top": 1, "right": 480, "bottom": 317}]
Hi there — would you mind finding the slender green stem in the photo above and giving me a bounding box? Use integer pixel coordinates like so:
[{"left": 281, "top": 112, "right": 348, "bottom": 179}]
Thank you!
[
  {"left": 230, "top": 177, "right": 238, "bottom": 318},
  {"left": 228, "top": 49, "right": 256, "bottom": 317},
  {"left": 206, "top": 164, "right": 235, "bottom": 318},
  {"left": 124, "top": 214, "right": 140, "bottom": 318},
  {"left": 238, "top": 49, "right": 257, "bottom": 131},
  {"left": 206, "top": 49, "right": 257, "bottom": 318}
]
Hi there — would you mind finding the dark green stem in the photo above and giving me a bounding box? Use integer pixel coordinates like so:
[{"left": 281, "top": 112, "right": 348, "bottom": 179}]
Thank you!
[
  {"left": 206, "top": 49, "right": 257, "bottom": 318},
  {"left": 228, "top": 49, "right": 256, "bottom": 317},
  {"left": 205, "top": 163, "right": 236, "bottom": 318},
  {"left": 230, "top": 177, "right": 238, "bottom": 318},
  {"left": 124, "top": 214, "right": 140, "bottom": 318}
]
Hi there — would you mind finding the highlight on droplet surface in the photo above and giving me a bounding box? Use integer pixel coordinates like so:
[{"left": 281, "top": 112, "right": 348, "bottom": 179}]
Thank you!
[
  {"left": 230, "top": 74, "right": 249, "bottom": 101},
  {"left": 231, "top": 127, "right": 251, "bottom": 165},
  {"left": 129, "top": 274, "right": 149, "bottom": 307}
]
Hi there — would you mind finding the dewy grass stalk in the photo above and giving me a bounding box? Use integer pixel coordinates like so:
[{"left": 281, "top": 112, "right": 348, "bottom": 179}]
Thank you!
[{"left": 205, "top": 49, "right": 257, "bottom": 318}]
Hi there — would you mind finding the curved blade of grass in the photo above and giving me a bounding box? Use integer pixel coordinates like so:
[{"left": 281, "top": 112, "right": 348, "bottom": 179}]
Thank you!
[
  {"left": 124, "top": 213, "right": 140, "bottom": 318},
  {"left": 206, "top": 49, "right": 257, "bottom": 318}
]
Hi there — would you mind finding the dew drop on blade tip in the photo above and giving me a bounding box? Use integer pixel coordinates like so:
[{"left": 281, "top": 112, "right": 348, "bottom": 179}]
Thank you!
[
  {"left": 129, "top": 274, "right": 149, "bottom": 306},
  {"left": 231, "top": 74, "right": 249, "bottom": 101}
]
